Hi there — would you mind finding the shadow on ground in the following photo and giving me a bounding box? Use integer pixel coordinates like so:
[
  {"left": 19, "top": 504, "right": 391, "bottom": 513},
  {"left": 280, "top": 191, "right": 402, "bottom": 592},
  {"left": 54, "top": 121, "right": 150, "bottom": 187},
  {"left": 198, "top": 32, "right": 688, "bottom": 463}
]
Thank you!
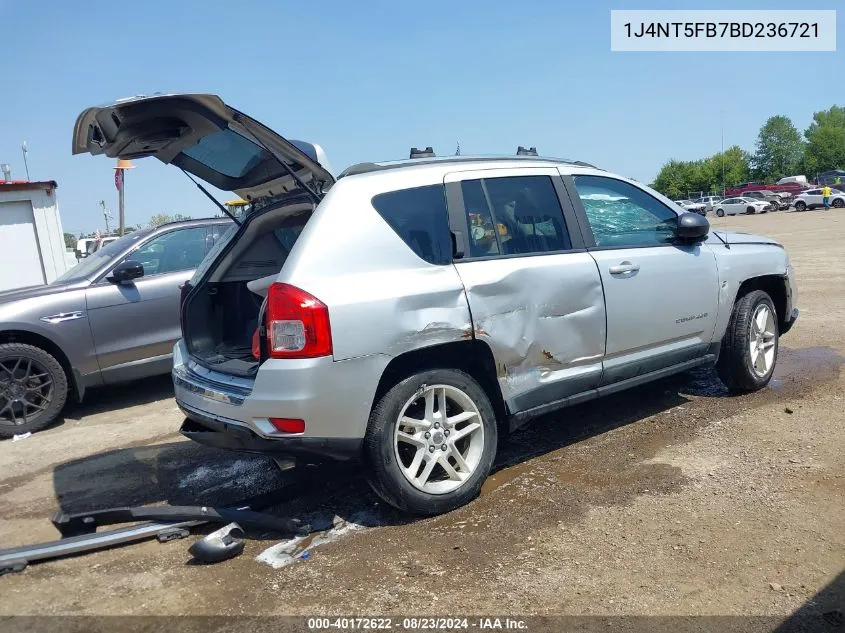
[
  {"left": 48, "top": 346, "right": 842, "bottom": 541},
  {"left": 774, "top": 568, "right": 845, "bottom": 632}
]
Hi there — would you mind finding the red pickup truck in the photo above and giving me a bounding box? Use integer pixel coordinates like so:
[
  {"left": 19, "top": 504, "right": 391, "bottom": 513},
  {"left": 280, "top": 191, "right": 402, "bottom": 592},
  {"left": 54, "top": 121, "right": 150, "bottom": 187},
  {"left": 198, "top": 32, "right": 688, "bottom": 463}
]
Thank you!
[{"left": 725, "top": 181, "right": 806, "bottom": 196}]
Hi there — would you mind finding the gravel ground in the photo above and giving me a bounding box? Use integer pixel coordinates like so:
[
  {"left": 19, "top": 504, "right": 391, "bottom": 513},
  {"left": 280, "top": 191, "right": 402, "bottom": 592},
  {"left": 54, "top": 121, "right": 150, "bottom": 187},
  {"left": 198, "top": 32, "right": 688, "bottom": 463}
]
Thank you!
[{"left": 0, "top": 209, "right": 842, "bottom": 622}]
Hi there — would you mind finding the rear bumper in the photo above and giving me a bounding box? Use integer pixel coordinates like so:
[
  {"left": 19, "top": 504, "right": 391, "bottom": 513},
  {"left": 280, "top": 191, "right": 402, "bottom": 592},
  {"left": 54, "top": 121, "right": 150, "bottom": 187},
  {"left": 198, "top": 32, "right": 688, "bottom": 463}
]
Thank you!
[
  {"left": 172, "top": 340, "right": 388, "bottom": 460},
  {"left": 178, "top": 405, "right": 362, "bottom": 460}
]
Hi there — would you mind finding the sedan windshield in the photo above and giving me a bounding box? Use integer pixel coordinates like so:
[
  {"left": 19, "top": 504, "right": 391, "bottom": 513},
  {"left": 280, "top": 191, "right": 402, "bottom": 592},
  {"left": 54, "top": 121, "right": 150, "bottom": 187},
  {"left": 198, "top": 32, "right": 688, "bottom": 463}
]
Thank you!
[{"left": 53, "top": 228, "right": 156, "bottom": 283}]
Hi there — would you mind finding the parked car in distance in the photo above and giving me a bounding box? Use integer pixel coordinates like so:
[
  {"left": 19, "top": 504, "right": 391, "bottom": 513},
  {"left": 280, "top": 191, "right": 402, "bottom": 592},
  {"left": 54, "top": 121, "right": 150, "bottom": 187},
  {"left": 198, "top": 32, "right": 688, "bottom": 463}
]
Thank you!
[
  {"left": 741, "top": 190, "right": 783, "bottom": 211},
  {"left": 0, "top": 217, "right": 234, "bottom": 437},
  {"left": 694, "top": 195, "right": 723, "bottom": 213},
  {"left": 73, "top": 93, "right": 799, "bottom": 516},
  {"left": 674, "top": 199, "right": 707, "bottom": 215},
  {"left": 75, "top": 236, "right": 119, "bottom": 260},
  {"left": 713, "top": 197, "right": 771, "bottom": 217},
  {"left": 777, "top": 175, "right": 808, "bottom": 186},
  {"left": 793, "top": 188, "right": 845, "bottom": 211}
]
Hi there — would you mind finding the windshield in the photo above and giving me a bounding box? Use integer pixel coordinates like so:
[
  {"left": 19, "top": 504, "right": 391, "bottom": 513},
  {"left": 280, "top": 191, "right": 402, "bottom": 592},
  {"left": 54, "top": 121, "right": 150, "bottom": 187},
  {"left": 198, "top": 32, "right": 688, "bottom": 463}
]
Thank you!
[{"left": 54, "top": 228, "right": 156, "bottom": 283}]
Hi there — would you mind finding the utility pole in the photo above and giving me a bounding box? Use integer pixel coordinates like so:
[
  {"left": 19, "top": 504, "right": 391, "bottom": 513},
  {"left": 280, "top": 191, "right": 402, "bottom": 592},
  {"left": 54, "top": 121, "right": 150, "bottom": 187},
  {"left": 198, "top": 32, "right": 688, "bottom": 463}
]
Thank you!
[
  {"left": 21, "top": 142, "right": 31, "bottom": 181},
  {"left": 114, "top": 159, "right": 135, "bottom": 236},
  {"left": 720, "top": 110, "right": 725, "bottom": 197}
]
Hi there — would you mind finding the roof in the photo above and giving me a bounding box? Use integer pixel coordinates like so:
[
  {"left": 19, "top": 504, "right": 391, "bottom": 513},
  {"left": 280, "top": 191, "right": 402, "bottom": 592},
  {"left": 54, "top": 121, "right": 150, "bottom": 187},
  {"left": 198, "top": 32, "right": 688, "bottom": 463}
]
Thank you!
[
  {"left": 338, "top": 155, "right": 600, "bottom": 179},
  {"left": 0, "top": 180, "right": 58, "bottom": 192},
  {"left": 154, "top": 216, "right": 234, "bottom": 230}
]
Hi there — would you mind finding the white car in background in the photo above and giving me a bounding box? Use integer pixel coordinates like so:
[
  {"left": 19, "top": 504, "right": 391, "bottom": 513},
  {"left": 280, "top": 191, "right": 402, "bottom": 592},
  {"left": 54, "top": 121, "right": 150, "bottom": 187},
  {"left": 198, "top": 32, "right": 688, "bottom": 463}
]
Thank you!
[
  {"left": 674, "top": 199, "right": 707, "bottom": 215},
  {"left": 695, "top": 195, "right": 723, "bottom": 213},
  {"left": 793, "top": 188, "right": 845, "bottom": 211},
  {"left": 713, "top": 197, "right": 770, "bottom": 217}
]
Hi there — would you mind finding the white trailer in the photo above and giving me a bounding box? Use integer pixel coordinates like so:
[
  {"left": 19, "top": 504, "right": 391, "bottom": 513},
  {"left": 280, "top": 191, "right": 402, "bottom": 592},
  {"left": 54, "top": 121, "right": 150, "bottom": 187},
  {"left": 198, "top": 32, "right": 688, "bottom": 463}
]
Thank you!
[{"left": 0, "top": 180, "right": 71, "bottom": 292}]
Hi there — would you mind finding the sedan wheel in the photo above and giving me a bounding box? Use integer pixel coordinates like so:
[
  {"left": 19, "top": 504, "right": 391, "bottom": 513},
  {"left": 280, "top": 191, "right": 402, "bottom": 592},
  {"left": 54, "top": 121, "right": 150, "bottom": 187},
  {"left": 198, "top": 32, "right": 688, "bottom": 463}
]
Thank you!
[
  {"left": 716, "top": 208, "right": 725, "bottom": 217},
  {"left": 794, "top": 201, "right": 806, "bottom": 211},
  {"left": 0, "top": 343, "right": 68, "bottom": 438},
  {"left": 833, "top": 198, "right": 845, "bottom": 208}
]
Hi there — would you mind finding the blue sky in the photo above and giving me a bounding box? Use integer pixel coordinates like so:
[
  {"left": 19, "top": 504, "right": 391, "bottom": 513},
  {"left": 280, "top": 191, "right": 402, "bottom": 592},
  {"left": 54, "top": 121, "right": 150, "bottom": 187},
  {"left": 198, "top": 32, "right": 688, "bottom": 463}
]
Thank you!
[{"left": 1, "top": 0, "right": 841, "bottom": 235}]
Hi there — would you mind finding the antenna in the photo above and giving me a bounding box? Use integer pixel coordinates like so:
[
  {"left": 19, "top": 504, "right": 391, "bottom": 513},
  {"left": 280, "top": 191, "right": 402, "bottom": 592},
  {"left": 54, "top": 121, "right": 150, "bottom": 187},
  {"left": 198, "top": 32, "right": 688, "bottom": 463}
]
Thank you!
[
  {"left": 455, "top": 142, "right": 461, "bottom": 156},
  {"left": 516, "top": 146, "right": 538, "bottom": 156}
]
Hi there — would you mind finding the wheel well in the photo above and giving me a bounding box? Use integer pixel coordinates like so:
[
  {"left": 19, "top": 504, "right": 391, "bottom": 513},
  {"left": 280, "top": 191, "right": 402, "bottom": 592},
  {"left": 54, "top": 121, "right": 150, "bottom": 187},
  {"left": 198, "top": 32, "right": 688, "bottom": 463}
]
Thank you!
[
  {"left": 373, "top": 340, "right": 509, "bottom": 433},
  {"left": 735, "top": 276, "right": 788, "bottom": 330},
  {"left": 0, "top": 330, "right": 79, "bottom": 400}
]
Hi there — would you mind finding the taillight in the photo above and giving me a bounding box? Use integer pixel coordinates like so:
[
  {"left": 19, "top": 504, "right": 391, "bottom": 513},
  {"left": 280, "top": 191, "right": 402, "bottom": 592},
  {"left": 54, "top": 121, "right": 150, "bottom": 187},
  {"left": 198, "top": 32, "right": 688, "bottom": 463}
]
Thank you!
[{"left": 266, "top": 283, "right": 332, "bottom": 359}]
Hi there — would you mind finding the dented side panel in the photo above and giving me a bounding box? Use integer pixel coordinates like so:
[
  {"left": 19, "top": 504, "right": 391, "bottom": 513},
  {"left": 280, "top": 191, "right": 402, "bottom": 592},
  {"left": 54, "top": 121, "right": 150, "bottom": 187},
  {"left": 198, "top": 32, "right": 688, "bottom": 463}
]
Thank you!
[{"left": 454, "top": 253, "right": 606, "bottom": 412}]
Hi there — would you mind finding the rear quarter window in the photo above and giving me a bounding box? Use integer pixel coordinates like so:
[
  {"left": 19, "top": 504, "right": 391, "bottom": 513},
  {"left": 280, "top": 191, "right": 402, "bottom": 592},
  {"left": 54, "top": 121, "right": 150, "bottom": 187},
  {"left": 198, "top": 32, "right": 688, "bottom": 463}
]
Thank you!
[{"left": 371, "top": 185, "right": 452, "bottom": 265}]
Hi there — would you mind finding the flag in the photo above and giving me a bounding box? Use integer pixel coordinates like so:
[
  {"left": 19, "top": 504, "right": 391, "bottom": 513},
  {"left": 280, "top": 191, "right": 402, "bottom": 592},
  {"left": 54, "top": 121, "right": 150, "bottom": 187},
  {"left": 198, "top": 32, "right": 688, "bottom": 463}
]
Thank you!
[{"left": 114, "top": 168, "right": 123, "bottom": 191}]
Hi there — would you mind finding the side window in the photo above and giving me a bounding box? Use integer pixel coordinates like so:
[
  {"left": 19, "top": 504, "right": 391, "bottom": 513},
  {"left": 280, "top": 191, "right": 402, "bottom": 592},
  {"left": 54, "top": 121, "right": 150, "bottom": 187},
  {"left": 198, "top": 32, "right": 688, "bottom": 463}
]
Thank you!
[
  {"left": 128, "top": 226, "right": 212, "bottom": 276},
  {"left": 461, "top": 175, "right": 572, "bottom": 257},
  {"left": 572, "top": 175, "right": 678, "bottom": 248},
  {"left": 371, "top": 185, "right": 452, "bottom": 265}
]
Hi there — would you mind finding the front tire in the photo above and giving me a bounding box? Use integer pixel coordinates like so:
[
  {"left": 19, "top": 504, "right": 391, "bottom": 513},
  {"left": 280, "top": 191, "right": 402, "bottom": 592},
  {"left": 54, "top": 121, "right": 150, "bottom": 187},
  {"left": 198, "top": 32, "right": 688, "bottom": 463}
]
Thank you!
[
  {"left": 364, "top": 369, "right": 498, "bottom": 515},
  {"left": 794, "top": 200, "right": 806, "bottom": 211},
  {"left": 833, "top": 198, "right": 845, "bottom": 208},
  {"left": 746, "top": 206, "right": 756, "bottom": 214},
  {"left": 716, "top": 290, "right": 779, "bottom": 393},
  {"left": 0, "top": 343, "right": 68, "bottom": 438},
  {"left": 716, "top": 208, "right": 725, "bottom": 217}
]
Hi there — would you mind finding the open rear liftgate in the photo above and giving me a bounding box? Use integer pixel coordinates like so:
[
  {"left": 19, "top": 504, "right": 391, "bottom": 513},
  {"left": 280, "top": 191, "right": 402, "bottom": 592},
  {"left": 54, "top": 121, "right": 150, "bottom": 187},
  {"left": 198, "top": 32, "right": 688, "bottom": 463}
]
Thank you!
[{"left": 0, "top": 489, "right": 310, "bottom": 575}]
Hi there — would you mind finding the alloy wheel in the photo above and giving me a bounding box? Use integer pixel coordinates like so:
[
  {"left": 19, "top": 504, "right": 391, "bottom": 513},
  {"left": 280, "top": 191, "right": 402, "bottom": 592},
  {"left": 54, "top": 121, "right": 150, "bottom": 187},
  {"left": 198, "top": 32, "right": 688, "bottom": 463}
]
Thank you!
[
  {"left": 393, "top": 384, "right": 484, "bottom": 494},
  {"left": 0, "top": 356, "right": 54, "bottom": 427},
  {"left": 749, "top": 304, "right": 777, "bottom": 377}
]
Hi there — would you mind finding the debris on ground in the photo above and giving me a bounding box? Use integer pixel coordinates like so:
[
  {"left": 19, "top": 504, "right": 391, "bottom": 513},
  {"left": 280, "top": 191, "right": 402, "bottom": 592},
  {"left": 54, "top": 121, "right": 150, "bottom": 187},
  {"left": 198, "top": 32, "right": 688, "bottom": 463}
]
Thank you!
[
  {"left": 12, "top": 432, "right": 32, "bottom": 442},
  {"left": 256, "top": 511, "right": 377, "bottom": 569}
]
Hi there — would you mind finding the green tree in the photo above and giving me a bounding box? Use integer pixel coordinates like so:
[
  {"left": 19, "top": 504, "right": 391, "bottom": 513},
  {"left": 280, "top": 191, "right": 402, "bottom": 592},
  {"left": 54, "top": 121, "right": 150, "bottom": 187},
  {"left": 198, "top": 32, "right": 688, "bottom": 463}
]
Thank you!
[
  {"left": 148, "top": 213, "right": 192, "bottom": 227},
  {"left": 706, "top": 145, "right": 753, "bottom": 192},
  {"left": 803, "top": 105, "right": 845, "bottom": 176},
  {"left": 652, "top": 146, "right": 751, "bottom": 198},
  {"left": 63, "top": 232, "right": 76, "bottom": 249},
  {"left": 652, "top": 160, "right": 697, "bottom": 199},
  {"left": 751, "top": 116, "right": 804, "bottom": 182}
]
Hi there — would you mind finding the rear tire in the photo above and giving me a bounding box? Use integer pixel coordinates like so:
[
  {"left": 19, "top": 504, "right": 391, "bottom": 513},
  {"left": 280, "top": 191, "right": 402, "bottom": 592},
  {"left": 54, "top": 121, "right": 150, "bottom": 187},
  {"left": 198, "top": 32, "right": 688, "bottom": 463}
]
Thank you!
[
  {"left": 364, "top": 368, "right": 498, "bottom": 516},
  {"left": 794, "top": 200, "right": 806, "bottom": 211},
  {"left": 0, "top": 343, "right": 68, "bottom": 438},
  {"left": 716, "top": 290, "right": 779, "bottom": 393}
]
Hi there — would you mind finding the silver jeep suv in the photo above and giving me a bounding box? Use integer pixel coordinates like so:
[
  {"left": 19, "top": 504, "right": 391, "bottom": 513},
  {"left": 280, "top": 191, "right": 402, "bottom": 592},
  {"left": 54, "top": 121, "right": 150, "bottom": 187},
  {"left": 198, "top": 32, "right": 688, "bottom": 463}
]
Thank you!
[{"left": 74, "top": 94, "right": 799, "bottom": 515}]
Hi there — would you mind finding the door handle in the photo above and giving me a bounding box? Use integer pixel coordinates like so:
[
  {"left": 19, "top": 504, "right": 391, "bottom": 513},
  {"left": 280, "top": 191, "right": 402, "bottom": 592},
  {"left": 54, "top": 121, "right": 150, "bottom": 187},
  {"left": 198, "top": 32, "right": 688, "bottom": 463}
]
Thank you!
[{"left": 609, "top": 261, "right": 640, "bottom": 275}]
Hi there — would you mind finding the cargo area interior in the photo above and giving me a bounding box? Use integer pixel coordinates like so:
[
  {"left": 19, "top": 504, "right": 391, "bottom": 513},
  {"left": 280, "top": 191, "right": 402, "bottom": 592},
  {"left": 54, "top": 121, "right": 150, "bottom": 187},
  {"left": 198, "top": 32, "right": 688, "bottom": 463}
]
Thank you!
[{"left": 183, "top": 201, "right": 314, "bottom": 376}]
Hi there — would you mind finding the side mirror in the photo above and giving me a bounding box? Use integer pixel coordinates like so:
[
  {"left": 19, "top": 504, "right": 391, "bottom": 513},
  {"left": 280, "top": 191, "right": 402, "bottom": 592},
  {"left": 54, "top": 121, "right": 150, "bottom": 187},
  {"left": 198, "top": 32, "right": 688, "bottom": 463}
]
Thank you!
[
  {"left": 674, "top": 212, "right": 709, "bottom": 242},
  {"left": 108, "top": 259, "right": 144, "bottom": 283}
]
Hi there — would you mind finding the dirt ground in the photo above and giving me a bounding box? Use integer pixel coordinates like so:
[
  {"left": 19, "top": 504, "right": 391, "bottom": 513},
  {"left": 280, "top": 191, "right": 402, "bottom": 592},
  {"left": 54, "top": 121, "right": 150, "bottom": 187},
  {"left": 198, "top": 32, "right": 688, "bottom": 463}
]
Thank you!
[{"left": 0, "top": 210, "right": 843, "bottom": 622}]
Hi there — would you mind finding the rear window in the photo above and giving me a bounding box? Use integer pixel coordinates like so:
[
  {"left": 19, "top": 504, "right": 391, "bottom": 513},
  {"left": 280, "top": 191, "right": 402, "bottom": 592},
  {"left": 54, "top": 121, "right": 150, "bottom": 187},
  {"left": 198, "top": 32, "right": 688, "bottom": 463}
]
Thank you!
[
  {"left": 182, "top": 129, "right": 264, "bottom": 178},
  {"left": 371, "top": 185, "right": 452, "bottom": 265}
]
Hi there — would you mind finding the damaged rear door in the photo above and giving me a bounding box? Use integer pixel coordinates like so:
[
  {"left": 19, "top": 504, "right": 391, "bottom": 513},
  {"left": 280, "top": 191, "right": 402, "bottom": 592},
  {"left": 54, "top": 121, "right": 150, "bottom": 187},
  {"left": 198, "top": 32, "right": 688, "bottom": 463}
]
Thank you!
[{"left": 445, "top": 168, "right": 607, "bottom": 416}]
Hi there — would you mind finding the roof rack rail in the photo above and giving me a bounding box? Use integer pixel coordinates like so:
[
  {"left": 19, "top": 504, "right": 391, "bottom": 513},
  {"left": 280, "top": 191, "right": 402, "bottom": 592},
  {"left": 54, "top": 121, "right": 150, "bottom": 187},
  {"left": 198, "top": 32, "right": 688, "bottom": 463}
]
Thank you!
[
  {"left": 410, "top": 147, "right": 435, "bottom": 159},
  {"left": 516, "top": 146, "right": 538, "bottom": 156}
]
